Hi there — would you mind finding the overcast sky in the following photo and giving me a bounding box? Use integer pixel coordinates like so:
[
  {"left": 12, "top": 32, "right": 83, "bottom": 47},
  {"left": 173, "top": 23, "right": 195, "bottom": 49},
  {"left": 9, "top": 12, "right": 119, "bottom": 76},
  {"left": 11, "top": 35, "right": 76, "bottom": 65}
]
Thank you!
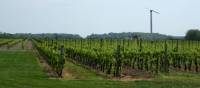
[{"left": 0, "top": 0, "right": 199, "bottom": 37}]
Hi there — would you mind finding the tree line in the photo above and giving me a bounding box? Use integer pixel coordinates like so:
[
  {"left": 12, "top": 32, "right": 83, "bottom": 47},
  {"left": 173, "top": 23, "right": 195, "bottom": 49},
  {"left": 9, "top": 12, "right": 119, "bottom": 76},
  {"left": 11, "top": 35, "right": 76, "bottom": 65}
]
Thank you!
[{"left": 185, "top": 29, "right": 200, "bottom": 40}]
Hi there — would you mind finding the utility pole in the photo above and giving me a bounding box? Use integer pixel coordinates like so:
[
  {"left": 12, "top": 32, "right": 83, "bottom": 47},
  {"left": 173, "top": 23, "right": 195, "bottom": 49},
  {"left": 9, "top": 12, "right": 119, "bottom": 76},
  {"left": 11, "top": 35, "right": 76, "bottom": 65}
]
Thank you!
[{"left": 150, "top": 9, "right": 159, "bottom": 34}]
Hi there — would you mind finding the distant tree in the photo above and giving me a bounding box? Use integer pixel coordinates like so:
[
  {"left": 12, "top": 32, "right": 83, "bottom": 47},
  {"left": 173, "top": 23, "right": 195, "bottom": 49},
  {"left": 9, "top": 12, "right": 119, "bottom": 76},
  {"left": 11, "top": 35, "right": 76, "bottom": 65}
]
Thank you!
[
  {"left": 185, "top": 29, "right": 200, "bottom": 40},
  {"left": 86, "top": 32, "right": 170, "bottom": 40}
]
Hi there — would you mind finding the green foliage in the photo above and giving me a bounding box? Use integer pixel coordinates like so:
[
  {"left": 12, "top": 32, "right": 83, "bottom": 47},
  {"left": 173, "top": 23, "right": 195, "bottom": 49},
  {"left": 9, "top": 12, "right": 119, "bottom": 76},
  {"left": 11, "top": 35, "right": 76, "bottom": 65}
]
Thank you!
[
  {"left": 87, "top": 32, "right": 171, "bottom": 40},
  {"left": 6, "top": 39, "right": 22, "bottom": 49},
  {"left": 0, "top": 39, "right": 13, "bottom": 47},
  {"left": 0, "top": 51, "right": 200, "bottom": 88},
  {"left": 185, "top": 29, "right": 200, "bottom": 40},
  {"left": 33, "top": 38, "right": 200, "bottom": 78},
  {"left": 33, "top": 40, "right": 65, "bottom": 77}
]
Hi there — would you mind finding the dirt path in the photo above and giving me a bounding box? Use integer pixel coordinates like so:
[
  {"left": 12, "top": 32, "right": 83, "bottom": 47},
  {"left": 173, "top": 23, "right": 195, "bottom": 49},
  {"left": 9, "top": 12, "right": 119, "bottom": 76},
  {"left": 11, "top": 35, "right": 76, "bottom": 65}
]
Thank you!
[{"left": 27, "top": 41, "right": 33, "bottom": 50}]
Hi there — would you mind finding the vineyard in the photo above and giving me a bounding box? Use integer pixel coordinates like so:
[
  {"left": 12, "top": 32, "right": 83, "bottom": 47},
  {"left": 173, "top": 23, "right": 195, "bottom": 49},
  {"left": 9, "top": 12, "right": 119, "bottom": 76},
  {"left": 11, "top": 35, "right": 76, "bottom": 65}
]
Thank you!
[
  {"left": 33, "top": 39, "right": 200, "bottom": 78},
  {"left": 1, "top": 0, "right": 200, "bottom": 87},
  {"left": 0, "top": 38, "right": 199, "bottom": 88},
  {"left": 0, "top": 39, "right": 24, "bottom": 49}
]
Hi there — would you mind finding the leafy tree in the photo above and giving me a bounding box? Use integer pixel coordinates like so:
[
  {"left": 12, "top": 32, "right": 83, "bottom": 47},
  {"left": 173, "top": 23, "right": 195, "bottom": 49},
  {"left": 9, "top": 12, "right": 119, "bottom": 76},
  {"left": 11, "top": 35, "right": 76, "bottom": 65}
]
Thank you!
[{"left": 185, "top": 29, "right": 200, "bottom": 40}]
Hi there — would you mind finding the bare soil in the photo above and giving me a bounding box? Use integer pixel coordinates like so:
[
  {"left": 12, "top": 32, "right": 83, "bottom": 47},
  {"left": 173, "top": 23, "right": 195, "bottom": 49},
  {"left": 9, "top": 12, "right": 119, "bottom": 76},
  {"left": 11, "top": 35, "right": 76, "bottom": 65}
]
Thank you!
[
  {"left": 62, "top": 68, "right": 74, "bottom": 79},
  {"left": 112, "top": 76, "right": 152, "bottom": 81},
  {"left": 27, "top": 41, "right": 33, "bottom": 50},
  {"left": 111, "top": 67, "right": 154, "bottom": 81}
]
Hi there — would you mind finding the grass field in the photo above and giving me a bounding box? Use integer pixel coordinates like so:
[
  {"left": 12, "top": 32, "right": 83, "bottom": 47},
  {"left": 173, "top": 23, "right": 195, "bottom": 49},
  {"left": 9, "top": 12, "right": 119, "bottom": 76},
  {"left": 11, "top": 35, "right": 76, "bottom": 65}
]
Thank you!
[{"left": 0, "top": 49, "right": 199, "bottom": 88}]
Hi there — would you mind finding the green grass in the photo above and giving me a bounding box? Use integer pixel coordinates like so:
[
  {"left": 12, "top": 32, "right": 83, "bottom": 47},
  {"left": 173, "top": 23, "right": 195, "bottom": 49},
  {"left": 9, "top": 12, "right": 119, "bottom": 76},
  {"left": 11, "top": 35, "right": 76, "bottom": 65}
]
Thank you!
[
  {"left": 64, "top": 59, "right": 104, "bottom": 80},
  {"left": 0, "top": 51, "right": 199, "bottom": 88}
]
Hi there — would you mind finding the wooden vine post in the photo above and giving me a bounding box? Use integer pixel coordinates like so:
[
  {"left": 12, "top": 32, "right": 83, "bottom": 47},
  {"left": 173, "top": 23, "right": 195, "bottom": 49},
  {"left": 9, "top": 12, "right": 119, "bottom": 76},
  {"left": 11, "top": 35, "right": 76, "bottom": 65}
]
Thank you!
[
  {"left": 176, "top": 40, "right": 179, "bottom": 52},
  {"left": 139, "top": 39, "right": 143, "bottom": 52},
  {"left": 114, "top": 45, "right": 122, "bottom": 77},
  {"left": 162, "top": 41, "right": 169, "bottom": 73},
  {"left": 58, "top": 45, "right": 65, "bottom": 78},
  {"left": 100, "top": 39, "right": 103, "bottom": 48}
]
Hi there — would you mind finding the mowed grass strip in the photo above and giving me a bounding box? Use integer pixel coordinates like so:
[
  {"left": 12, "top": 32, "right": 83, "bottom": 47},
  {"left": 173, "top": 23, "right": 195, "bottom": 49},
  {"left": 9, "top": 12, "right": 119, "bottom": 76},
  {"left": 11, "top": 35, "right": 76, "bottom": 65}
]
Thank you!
[
  {"left": 0, "top": 51, "right": 199, "bottom": 88},
  {"left": 0, "top": 51, "right": 46, "bottom": 79},
  {"left": 63, "top": 59, "right": 104, "bottom": 80},
  {"left": 0, "top": 51, "right": 132, "bottom": 88}
]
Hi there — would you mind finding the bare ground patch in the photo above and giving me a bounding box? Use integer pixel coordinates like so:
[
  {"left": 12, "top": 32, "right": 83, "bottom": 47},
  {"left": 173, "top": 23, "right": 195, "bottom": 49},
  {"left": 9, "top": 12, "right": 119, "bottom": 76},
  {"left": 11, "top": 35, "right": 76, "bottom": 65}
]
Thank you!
[
  {"left": 110, "top": 67, "right": 154, "bottom": 81},
  {"left": 62, "top": 68, "right": 74, "bottom": 79}
]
